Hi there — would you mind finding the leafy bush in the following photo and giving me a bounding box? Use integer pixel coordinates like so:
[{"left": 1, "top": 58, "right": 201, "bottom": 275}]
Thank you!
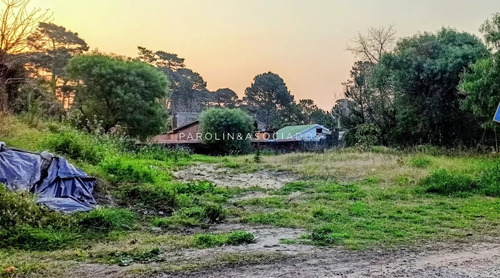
[
  {"left": 44, "top": 129, "right": 106, "bottom": 164},
  {"left": 420, "top": 169, "right": 478, "bottom": 196},
  {"left": 200, "top": 108, "right": 254, "bottom": 154},
  {"left": 77, "top": 208, "right": 137, "bottom": 231},
  {"left": 201, "top": 202, "right": 226, "bottom": 223},
  {"left": 100, "top": 158, "right": 155, "bottom": 183},
  {"left": 225, "top": 231, "right": 255, "bottom": 245}
]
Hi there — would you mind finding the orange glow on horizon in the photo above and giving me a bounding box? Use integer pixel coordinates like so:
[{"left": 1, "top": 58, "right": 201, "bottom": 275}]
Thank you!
[{"left": 32, "top": 0, "right": 500, "bottom": 110}]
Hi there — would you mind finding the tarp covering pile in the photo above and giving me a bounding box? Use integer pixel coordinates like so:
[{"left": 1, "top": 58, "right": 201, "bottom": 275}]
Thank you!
[{"left": 0, "top": 142, "right": 96, "bottom": 213}]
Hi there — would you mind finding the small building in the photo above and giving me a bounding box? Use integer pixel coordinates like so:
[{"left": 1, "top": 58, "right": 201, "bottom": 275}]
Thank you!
[
  {"left": 276, "top": 124, "right": 331, "bottom": 142},
  {"left": 152, "top": 121, "right": 200, "bottom": 144}
]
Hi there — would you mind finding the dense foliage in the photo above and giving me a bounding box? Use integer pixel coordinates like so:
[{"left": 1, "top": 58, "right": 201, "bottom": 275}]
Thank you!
[
  {"left": 200, "top": 108, "right": 255, "bottom": 154},
  {"left": 67, "top": 54, "right": 168, "bottom": 139}
]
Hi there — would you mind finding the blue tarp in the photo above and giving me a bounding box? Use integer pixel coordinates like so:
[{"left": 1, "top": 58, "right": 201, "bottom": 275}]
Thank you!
[{"left": 0, "top": 142, "right": 96, "bottom": 213}]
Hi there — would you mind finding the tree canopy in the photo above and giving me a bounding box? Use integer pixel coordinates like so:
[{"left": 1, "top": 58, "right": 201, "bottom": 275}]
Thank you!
[
  {"left": 67, "top": 54, "right": 168, "bottom": 139},
  {"left": 244, "top": 72, "right": 294, "bottom": 128}
]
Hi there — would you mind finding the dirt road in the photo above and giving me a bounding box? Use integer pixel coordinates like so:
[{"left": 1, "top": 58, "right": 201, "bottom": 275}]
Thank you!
[{"left": 162, "top": 240, "right": 500, "bottom": 278}]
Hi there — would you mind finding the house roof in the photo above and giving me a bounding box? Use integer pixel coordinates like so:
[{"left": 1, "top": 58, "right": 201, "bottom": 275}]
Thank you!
[
  {"left": 167, "top": 120, "right": 199, "bottom": 134},
  {"left": 276, "top": 124, "right": 325, "bottom": 140}
]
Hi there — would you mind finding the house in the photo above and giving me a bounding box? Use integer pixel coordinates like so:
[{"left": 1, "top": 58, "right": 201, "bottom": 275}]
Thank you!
[
  {"left": 276, "top": 124, "right": 331, "bottom": 142},
  {"left": 152, "top": 121, "right": 200, "bottom": 144}
]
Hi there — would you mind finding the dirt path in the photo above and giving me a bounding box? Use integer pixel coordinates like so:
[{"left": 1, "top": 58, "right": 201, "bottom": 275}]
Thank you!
[{"left": 162, "top": 240, "right": 500, "bottom": 278}]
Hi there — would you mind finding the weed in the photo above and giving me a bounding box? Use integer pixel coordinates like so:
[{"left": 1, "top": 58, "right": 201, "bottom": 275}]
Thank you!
[
  {"left": 420, "top": 169, "right": 477, "bottom": 196},
  {"left": 77, "top": 208, "right": 137, "bottom": 231},
  {"left": 225, "top": 231, "right": 255, "bottom": 245},
  {"left": 410, "top": 156, "right": 432, "bottom": 168},
  {"left": 194, "top": 231, "right": 255, "bottom": 248},
  {"left": 100, "top": 158, "right": 155, "bottom": 183},
  {"left": 117, "top": 183, "right": 177, "bottom": 211},
  {"left": 44, "top": 129, "right": 107, "bottom": 164}
]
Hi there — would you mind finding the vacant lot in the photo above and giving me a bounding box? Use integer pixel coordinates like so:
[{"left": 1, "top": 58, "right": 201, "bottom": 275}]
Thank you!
[{"left": 2, "top": 117, "right": 500, "bottom": 277}]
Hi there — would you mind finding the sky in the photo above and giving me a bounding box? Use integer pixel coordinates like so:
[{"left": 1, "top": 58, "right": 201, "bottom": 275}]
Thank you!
[{"left": 32, "top": 0, "right": 500, "bottom": 110}]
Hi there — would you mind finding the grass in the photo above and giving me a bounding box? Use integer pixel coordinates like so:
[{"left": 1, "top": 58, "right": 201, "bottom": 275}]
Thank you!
[{"left": 4, "top": 114, "right": 500, "bottom": 276}]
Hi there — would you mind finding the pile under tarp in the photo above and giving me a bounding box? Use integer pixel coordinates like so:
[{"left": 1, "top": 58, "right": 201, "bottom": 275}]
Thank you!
[{"left": 0, "top": 142, "right": 96, "bottom": 213}]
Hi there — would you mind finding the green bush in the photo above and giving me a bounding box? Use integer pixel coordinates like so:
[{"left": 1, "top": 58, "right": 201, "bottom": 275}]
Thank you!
[
  {"left": 225, "top": 231, "right": 255, "bottom": 245},
  {"left": 77, "top": 208, "right": 137, "bottom": 231},
  {"left": 100, "top": 158, "right": 155, "bottom": 183},
  {"left": 200, "top": 108, "right": 254, "bottom": 154},
  {"left": 420, "top": 169, "right": 478, "bottom": 196},
  {"left": 44, "top": 129, "right": 106, "bottom": 164},
  {"left": 202, "top": 203, "right": 226, "bottom": 223},
  {"left": 117, "top": 183, "right": 177, "bottom": 211}
]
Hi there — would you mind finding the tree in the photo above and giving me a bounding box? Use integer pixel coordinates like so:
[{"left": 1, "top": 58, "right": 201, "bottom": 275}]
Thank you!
[
  {"left": 200, "top": 108, "right": 254, "bottom": 154},
  {"left": 244, "top": 72, "right": 294, "bottom": 128},
  {"left": 342, "top": 26, "right": 397, "bottom": 145},
  {"left": 460, "top": 56, "right": 500, "bottom": 130},
  {"left": 346, "top": 25, "right": 397, "bottom": 64},
  {"left": 213, "top": 88, "right": 238, "bottom": 108},
  {"left": 67, "top": 54, "right": 168, "bottom": 139},
  {"left": 26, "top": 22, "right": 88, "bottom": 95},
  {"left": 480, "top": 12, "right": 500, "bottom": 51},
  {"left": 0, "top": 0, "right": 51, "bottom": 111},
  {"left": 380, "top": 28, "right": 489, "bottom": 145}
]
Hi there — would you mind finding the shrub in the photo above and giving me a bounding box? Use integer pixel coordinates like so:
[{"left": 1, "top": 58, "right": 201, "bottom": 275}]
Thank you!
[
  {"left": 201, "top": 203, "right": 226, "bottom": 223},
  {"left": 420, "top": 169, "right": 478, "bottom": 196},
  {"left": 77, "top": 208, "right": 137, "bottom": 231},
  {"left": 225, "top": 231, "right": 255, "bottom": 245},
  {"left": 44, "top": 129, "right": 106, "bottom": 164},
  {"left": 100, "top": 158, "right": 155, "bottom": 183},
  {"left": 117, "top": 183, "right": 177, "bottom": 211},
  {"left": 200, "top": 108, "right": 254, "bottom": 154}
]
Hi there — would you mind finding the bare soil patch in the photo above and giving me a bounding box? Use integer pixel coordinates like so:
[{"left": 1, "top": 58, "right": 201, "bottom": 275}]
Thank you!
[{"left": 173, "top": 163, "right": 298, "bottom": 189}]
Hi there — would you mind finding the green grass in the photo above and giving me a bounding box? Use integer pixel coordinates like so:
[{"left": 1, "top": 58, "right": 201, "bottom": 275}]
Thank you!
[
  {"left": 5, "top": 114, "right": 500, "bottom": 276},
  {"left": 194, "top": 231, "right": 255, "bottom": 248}
]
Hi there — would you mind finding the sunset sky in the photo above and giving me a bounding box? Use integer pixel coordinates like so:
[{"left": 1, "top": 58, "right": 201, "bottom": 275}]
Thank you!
[{"left": 33, "top": 0, "right": 500, "bottom": 110}]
